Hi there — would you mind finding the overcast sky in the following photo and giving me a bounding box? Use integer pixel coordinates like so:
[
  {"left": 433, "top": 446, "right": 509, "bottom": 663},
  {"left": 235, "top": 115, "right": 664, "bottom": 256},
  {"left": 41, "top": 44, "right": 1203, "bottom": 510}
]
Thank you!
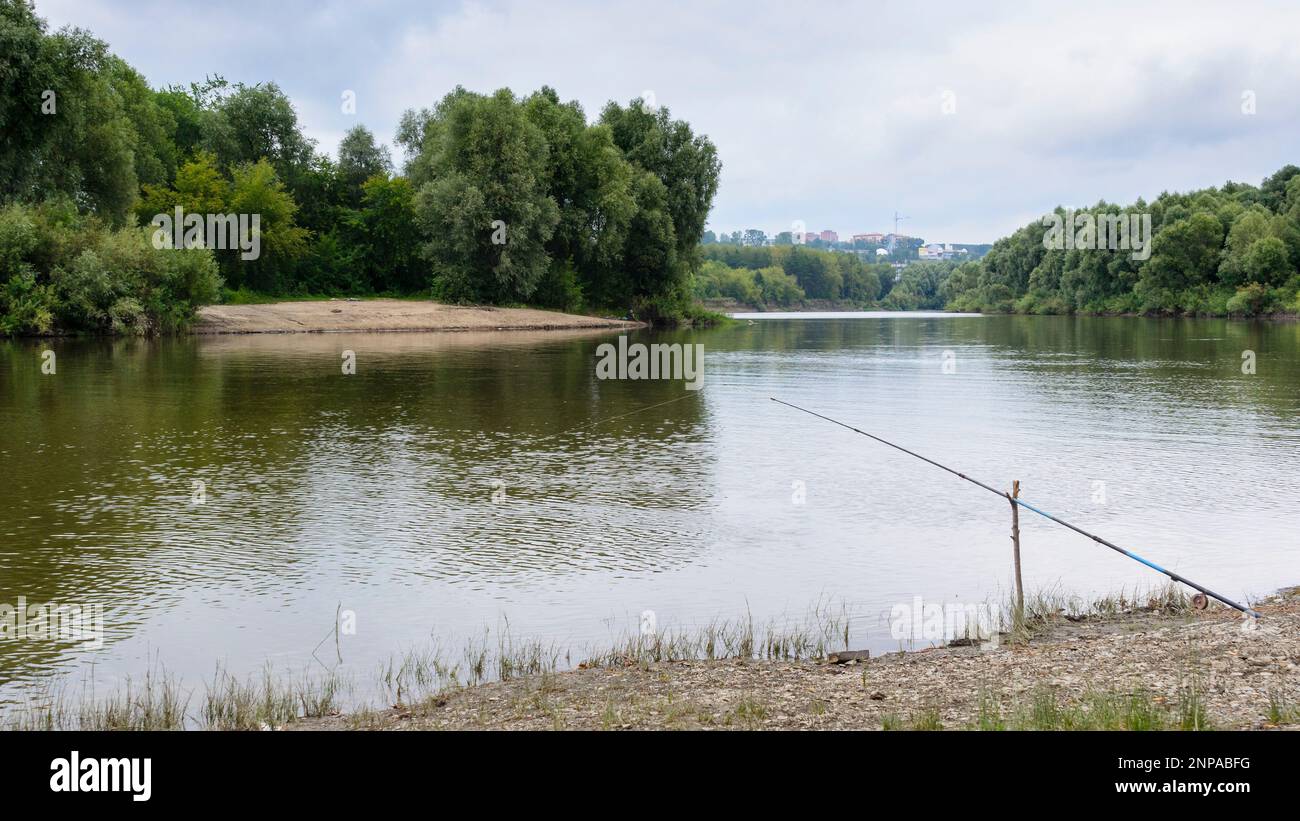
[{"left": 35, "top": 0, "right": 1300, "bottom": 243}]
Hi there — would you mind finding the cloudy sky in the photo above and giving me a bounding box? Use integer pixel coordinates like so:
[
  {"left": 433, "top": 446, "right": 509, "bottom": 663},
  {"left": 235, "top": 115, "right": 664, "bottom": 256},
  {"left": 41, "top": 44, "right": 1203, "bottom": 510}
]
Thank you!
[{"left": 35, "top": 0, "right": 1300, "bottom": 243}]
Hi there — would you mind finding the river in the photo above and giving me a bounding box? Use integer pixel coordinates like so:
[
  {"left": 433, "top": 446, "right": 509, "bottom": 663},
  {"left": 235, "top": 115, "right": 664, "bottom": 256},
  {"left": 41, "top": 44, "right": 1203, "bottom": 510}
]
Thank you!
[{"left": 1, "top": 313, "right": 1296, "bottom": 706}]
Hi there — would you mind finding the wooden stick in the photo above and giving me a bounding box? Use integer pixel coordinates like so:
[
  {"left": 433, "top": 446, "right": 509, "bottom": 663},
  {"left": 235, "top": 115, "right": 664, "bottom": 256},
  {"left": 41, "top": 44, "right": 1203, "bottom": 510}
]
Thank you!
[{"left": 1010, "top": 479, "right": 1023, "bottom": 632}]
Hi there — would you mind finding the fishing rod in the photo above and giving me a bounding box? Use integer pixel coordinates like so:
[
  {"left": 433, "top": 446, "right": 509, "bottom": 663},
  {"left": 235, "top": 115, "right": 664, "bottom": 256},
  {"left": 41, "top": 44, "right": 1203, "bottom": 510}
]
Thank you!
[{"left": 770, "top": 397, "right": 1261, "bottom": 618}]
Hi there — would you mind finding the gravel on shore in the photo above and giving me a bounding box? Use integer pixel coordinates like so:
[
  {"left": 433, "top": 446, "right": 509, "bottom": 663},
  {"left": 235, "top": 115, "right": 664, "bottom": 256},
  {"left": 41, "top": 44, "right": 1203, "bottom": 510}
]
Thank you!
[{"left": 297, "top": 588, "right": 1300, "bottom": 731}]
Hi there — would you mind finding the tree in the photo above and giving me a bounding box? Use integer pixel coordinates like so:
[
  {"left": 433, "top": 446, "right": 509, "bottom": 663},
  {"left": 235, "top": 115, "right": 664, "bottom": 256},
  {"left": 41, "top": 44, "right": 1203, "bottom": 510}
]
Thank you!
[
  {"left": 599, "top": 98, "right": 721, "bottom": 266},
  {"left": 136, "top": 150, "right": 228, "bottom": 225},
  {"left": 343, "top": 175, "right": 423, "bottom": 293},
  {"left": 523, "top": 87, "right": 636, "bottom": 305},
  {"left": 205, "top": 82, "right": 315, "bottom": 192},
  {"left": 783, "top": 246, "right": 840, "bottom": 299},
  {"left": 886, "top": 261, "right": 953, "bottom": 309},
  {"left": 588, "top": 168, "right": 679, "bottom": 312},
  {"left": 1243, "top": 236, "right": 1289, "bottom": 286},
  {"left": 0, "top": 0, "right": 55, "bottom": 202},
  {"left": 754, "top": 265, "right": 804, "bottom": 305},
  {"left": 407, "top": 88, "right": 559, "bottom": 303},
  {"left": 109, "top": 57, "right": 175, "bottom": 188},
  {"left": 153, "top": 81, "right": 218, "bottom": 163},
  {"left": 7, "top": 2, "right": 728, "bottom": 322},
  {"left": 337, "top": 125, "right": 391, "bottom": 205},
  {"left": 1138, "top": 212, "right": 1224, "bottom": 299},
  {"left": 942, "top": 166, "right": 1300, "bottom": 316},
  {"left": 840, "top": 256, "right": 881, "bottom": 303},
  {"left": 1218, "top": 209, "right": 1274, "bottom": 286},
  {"left": 14, "top": 25, "right": 141, "bottom": 225},
  {"left": 225, "top": 159, "right": 308, "bottom": 292},
  {"left": 1260, "top": 165, "right": 1300, "bottom": 212}
]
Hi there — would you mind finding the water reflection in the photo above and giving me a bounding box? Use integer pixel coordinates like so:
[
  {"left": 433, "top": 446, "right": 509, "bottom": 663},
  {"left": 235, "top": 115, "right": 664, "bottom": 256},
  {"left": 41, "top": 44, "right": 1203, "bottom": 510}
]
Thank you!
[{"left": 1, "top": 316, "right": 1296, "bottom": 701}]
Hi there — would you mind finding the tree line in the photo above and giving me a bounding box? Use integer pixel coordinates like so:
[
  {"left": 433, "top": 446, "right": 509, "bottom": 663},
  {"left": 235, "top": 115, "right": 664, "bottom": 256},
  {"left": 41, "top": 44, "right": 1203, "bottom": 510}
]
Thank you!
[
  {"left": 700, "top": 165, "right": 1300, "bottom": 319},
  {"left": 0, "top": 0, "right": 720, "bottom": 335},
  {"left": 695, "top": 244, "right": 957, "bottom": 310},
  {"left": 944, "top": 165, "right": 1300, "bottom": 317}
]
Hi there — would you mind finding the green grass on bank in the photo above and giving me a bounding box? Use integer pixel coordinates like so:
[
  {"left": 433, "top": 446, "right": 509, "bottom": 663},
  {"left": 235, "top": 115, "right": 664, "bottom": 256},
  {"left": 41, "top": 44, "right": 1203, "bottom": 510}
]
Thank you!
[
  {"left": 2, "top": 584, "right": 1270, "bottom": 732},
  {"left": 218, "top": 287, "right": 438, "bottom": 305}
]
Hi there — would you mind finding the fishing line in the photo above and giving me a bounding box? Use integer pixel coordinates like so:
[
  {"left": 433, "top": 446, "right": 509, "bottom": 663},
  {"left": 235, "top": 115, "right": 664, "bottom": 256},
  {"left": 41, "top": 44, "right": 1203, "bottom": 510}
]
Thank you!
[
  {"left": 527, "top": 391, "right": 699, "bottom": 446},
  {"left": 771, "top": 397, "right": 1261, "bottom": 618}
]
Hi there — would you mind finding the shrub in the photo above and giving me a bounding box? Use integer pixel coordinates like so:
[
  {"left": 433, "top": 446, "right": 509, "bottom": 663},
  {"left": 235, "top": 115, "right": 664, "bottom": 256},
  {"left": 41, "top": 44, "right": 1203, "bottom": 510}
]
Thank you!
[
  {"left": 754, "top": 266, "right": 803, "bottom": 306},
  {"left": 533, "top": 261, "right": 584, "bottom": 312},
  {"left": 0, "top": 203, "right": 222, "bottom": 335},
  {"left": 1225, "top": 282, "right": 1276, "bottom": 316},
  {"left": 0, "top": 271, "right": 55, "bottom": 335}
]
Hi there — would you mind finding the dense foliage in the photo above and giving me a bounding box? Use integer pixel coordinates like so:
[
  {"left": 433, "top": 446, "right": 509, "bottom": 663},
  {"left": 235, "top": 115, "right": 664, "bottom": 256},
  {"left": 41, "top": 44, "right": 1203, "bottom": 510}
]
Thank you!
[
  {"left": 0, "top": 199, "right": 222, "bottom": 335},
  {"left": 0, "top": 1, "right": 720, "bottom": 334},
  {"left": 694, "top": 243, "right": 958, "bottom": 310},
  {"left": 944, "top": 166, "right": 1300, "bottom": 317}
]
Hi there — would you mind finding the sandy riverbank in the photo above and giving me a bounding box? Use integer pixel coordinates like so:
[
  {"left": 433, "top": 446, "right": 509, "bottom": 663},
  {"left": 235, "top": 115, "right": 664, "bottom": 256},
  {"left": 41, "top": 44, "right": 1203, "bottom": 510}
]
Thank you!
[
  {"left": 194, "top": 299, "right": 643, "bottom": 334},
  {"left": 300, "top": 587, "right": 1299, "bottom": 731}
]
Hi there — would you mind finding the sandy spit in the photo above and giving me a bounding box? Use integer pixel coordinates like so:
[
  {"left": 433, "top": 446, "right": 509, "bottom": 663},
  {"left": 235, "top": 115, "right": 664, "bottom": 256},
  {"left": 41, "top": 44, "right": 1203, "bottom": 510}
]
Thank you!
[{"left": 194, "top": 299, "right": 643, "bottom": 334}]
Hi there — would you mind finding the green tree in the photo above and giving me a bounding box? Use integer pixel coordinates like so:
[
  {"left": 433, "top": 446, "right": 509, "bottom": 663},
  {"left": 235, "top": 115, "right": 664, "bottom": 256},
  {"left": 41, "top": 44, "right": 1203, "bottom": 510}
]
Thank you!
[
  {"left": 783, "top": 246, "right": 840, "bottom": 299},
  {"left": 1242, "top": 236, "right": 1289, "bottom": 286},
  {"left": 205, "top": 82, "right": 315, "bottom": 192},
  {"left": 1218, "top": 209, "right": 1274, "bottom": 286},
  {"left": 136, "top": 150, "right": 229, "bottom": 225},
  {"left": 615, "top": 169, "right": 679, "bottom": 314},
  {"left": 290, "top": 153, "right": 346, "bottom": 238},
  {"left": 1137, "top": 212, "right": 1224, "bottom": 308},
  {"left": 754, "top": 265, "right": 804, "bottom": 305},
  {"left": 407, "top": 88, "right": 559, "bottom": 303},
  {"left": 108, "top": 57, "right": 175, "bottom": 188},
  {"left": 599, "top": 98, "right": 721, "bottom": 266},
  {"left": 337, "top": 125, "right": 392, "bottom": 205},
  {"left": 154, "top": 82, "right": 217, "bottom": 163},
  {"left": 0, "top": 0, "right": 52, "bottom": 201},
  {"left": 523, "top": 87, "right": 636, "bottom": 305},
  {"left": 837, "top": 255, "right": 880, "bottom": 303},
  {"left": 22, "top": 27, "right": 141, "bottom": 224},
  {"left": 225, "top": 159, "right": 309, "bottom": 292},
  {"left": 344, "top": 174, "right": 423, "bottom": 293}
]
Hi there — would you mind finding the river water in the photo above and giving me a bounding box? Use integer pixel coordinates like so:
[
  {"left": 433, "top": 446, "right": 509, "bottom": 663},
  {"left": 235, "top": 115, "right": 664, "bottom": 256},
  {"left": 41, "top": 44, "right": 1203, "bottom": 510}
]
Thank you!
[{"left": 1, "top": 313, "right": 1296, "bottom": 705}]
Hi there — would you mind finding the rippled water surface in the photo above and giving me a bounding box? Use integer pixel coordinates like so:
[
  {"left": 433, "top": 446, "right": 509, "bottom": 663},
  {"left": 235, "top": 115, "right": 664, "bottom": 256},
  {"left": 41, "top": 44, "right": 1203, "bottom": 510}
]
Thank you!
[{"left": 1, "top": 315, "right": 1297, "bottom": 701}]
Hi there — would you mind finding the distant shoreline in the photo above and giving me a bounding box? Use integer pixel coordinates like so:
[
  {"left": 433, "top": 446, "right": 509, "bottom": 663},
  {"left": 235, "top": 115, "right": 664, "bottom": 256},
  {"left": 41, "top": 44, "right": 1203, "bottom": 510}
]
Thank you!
[
  {"left": 704, "top": 298, "right": 1299, "bottom": 321},
  {"left": 732, "top": 310, "right": 981, "bottom": 319},
  {"left": 193, "top": 299, "right": 644, "bottom": 335}
]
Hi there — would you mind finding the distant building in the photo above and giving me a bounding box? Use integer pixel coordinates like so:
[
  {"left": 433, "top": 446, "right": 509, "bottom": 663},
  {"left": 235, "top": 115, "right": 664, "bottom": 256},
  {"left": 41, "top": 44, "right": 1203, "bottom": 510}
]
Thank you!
[
  {"left": 819, "top": 229, "right": 838, "bottom": 243},
  {"left": 853, "top": 232, "right": 886, "bottom": 244},
  {"left": 918, "top": 242, "right": 969, "bottom": 261},
  {"left": 875, "top": 248, "right": 889, "bottom": 257}
]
